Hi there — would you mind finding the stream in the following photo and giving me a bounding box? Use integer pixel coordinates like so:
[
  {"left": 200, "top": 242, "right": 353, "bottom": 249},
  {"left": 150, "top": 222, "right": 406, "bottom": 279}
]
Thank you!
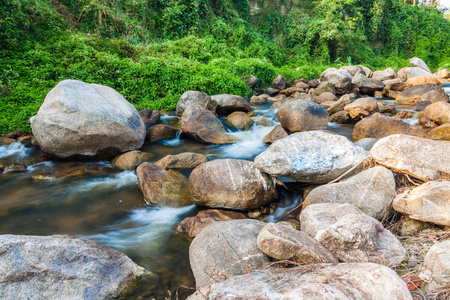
[{"left": 0, "top": 85, "right": 449, "bottom": 299}]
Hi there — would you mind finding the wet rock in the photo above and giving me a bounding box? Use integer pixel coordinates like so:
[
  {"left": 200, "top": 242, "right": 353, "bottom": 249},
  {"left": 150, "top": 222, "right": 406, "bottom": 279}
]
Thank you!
[
  {"left": 424, "top": 240, "right": 450, "bottom": 291},
  {"left": 249, "top": 95, "right": 266, "bottom": 104},
  {"left": 272, "top": 75, "right": 286, "bottom": 90},
  {"left": 32, "top": 174, "right": 57, "bottom": 182},
  {"left": 189, "top": 159, "right": 277, "bottom": 211},
  {"left": 255, "top": 131, "right": 368, "bottom": 184},
  {"left": 359, "top": 78, "right": 383, "bottom": 95},
  {"left": 211, "top": 94, "right": 251, "bottom": 115},
  {"left": 263, "top": 125, "right": 288, "bottom": 144},
  {"left": 410, "top": 57, "right": 432, "bottom": 73},
  {"left": 30, "top": 80, "right": 146, "bottom": 160},
  {"left": 303, "top": 166, "right": 395, "bottom": 220},
  {"left": 0, "top": 234, "right": 148, "bottom": 300},
  {"left": 4, "top": 164, "right": 27, "bottom": 173},
  {"left": 145, "top": 124, "right": 178, "bottom": 142},
  {"left": 344, "top": 97, "right": 379, "bottom": 114},
  {"left": 280, "top": 86, "right": 305, "bottom": 96},
  {"left": 300, "top": 203, "right": 406, "bottom": 266},
  {"left": 111, "top": 150, "right": 153, "bottom": 170},
  {"left": 326, "top": 94, "right": 352, "bottom": 115},
  {"left": 313, "top": 82, "right": 335, "bottom": 96},
  {"left": 354, "top": 137, "right": 378, "bottom": 151},
  {"left": 188, "top": 263, "right": 411, "bottom": 300},
  {"left": 176, "top": 209, "right": 246, "bottom": 238},
  {"left": 255, "top": 118, "right": 273, "bottom": 126},
  {"left": 406, "top": 76, "right": 442, "bottom": 86},
  {"left": 429, "top": 124, "right": 450, "bottom": 140},
  {"left": 371, "top": 68, "right": 396, "bottom": 80},
  {"left": 393, "top": 180, "right": 450, "bottom": 226},
  {"left": 370, "top": 134, "right": 450, "bottom": 181},
  {"left": 423, "top": 101, "right": 450, "bottom": 125},
  {"left": 352, "top": 114, "right": 427, "bottom": 141},
  {"left": 268, "top": 100, "right": 283, "bottom": 109},
  {"left": 155, "top": 152, "right": 208, "bottom": 170},
  {"left": 380, "top": 104, "right": 397, "bottom": 114},
  {"left": 395, "top": 83, "right": 449, "bottom": 105},
  {"left": 176, "top": 91, "right": 216, "bottom": 117},
  {"left": 138, "top": 109, "right": 160, "bottom": 128},
  {"left": 189, "top": 219, "right": 269, "bottom": 287},
  {"left": 315, "top": 92, "right": 337, "bottom": 104},
  {"left": 257, "top": 223, "right": 338, "bottom": 264},
  {"left": 136, "top": 162, "right": 192, "bottom": 207},
  {"left": 226, "top": 111, "right": 253, "bottom": 131},
  {"left": 0, "top": 137, "right": 16, "bottom": 146},
  {"left": 395, "top": 110, "right": 412, "bottom": 119},
  {"left": 180, "top": 104, "right": 236, "bottom": 145},
  {"left": 277, "top": 99, "right": 328, "bottom": 133},
  {"left": 438, "top": 69, "right": 450, "bottom": 79},
  {"left": 412, "top": 100, "right": 432, "bottom": 111},
  {"left": 329, "top": 111, "right": 350, "bottom": 123},
  {"left": 320, "top": 68, "right": 352, "bottom": 94}
]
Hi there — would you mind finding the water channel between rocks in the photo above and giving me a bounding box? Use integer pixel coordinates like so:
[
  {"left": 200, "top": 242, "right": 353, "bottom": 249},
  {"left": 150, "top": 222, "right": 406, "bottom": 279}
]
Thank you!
[{"left": 0, "top": 87, "right": 449, "bottom": 299}]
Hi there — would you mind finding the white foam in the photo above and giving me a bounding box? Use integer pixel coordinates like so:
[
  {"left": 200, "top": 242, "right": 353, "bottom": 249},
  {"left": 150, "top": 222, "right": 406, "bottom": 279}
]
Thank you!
[
  {"left": 401, "top": 118, "right": 419, "bottom": 126},
  {"left": 0, "top": 143, "right": 31, "bottom": 159},
  {"left": 69, "top": 170, "right": 137, "bottom": 193},
  {"left": 267, "top": 194, "right": 301, "bottom": 223}
]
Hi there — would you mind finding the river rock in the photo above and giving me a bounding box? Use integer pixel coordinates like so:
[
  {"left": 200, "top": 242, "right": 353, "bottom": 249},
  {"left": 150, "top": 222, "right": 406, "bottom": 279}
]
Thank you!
[
  {"left": 423, "top": 101, "right": 450, "bottom": 125},
  {"left": 256, "top": 223, "right": 338, "bottom": 264},
  {"left": 315, "top": 92, "right": 337, "bottom": 104},
  {"left": 303, "top": 166, "right": 395, "bottom": 220},
  {"left": 395, "top": 83, "right": 449, "bottom": 104},
  {"left": 326, "top": 94, "right": 352, "bottom": 115},
  {"left": 359, "top": 78, "right": 383, "bottom": 95},
  {"left": 136, "top": 162, "right": 192, "bottom": 207},
  {"left": 187, "top": 263, "right": 412, "bottom": 300},
  {"left": 357, "top": 65, "right": 372, "bottom": 77},
  {"left": 438, "top": 69, "right": 450, "bottom": 79},
  {"left": 145, "top": 124, "right": 178, "bottom": 142},
  {"left": 429, "top": 124, "right": 450, "bottom": 140},
  {"left": 410, "top": 57, "right": 432, "bottom": 73},
  {"left": 329, "top": 111, "right": 350, "bottom": 123},
  {"left": 176, "top": 91, "right": 216, "bottom": 117},
  {"left": 263, "top": 125, "right": 288, "bottom": 144},
  {"left": 352, "top": 114, "right": 427, "bottom": 141},
  {"left": 424, "top": 240, "right": 450, "bottom": 290},
  {"left": 277, "top": 99, "right": 328, "bottom": 133},
  {"left": 138, "top": 109, "right": 160, "bottom": 128},
  {"left": 319, "top": 68, "right": 352, "bottom": 94},
  {"left": 354, "top": 137, "right": 378, "bottom": 151},
  {"left": 211, "top": 94, "right": 251, "bottom": 115},
  {"left": 254, "top": 131, "right": 368, "bottom": 183},
  {"left": 395, "top": 110, "right": 412, "bottom": 119},
  {"left": 189, "top": 219, "right": 269, "bottom": 287},
  {"left": 348, "top": 108, "right": 369, "bottom": 121},
  {"left": 371, "top": 68, "right": 396, "bottom": 80},
  {"left": 0, "top": 137, "right": 15, "bottom": 146},
  {"left": 30, "top": 80, "right": 146, "bottom": 160},
  {"left": 155, "top": 152, "right": 208, "bottom": 170},
  {"left": 180, "top": 104, "right": 236, "bottom": 144},
  {"left": 393, "top": 180, "right": 450, "bottom": 226},
  {"left": 4, "top": 164, "right": 27, "bottom": 173},
  {"left": 406, "top": 76, "right": 442, "bottom": 86},
  {"left": 176, "top": 209, "right": 246, "bottom": 238},
  {"left": 344, "top": 97, "right": 379, "bottom": 114},
  {"left": 403, "top": 67, "right": 433, "bottom": 79},
  {"left": 189, "top": 159, "right": 277, "bottom": 211},
  {"left": 314, "top": 81, "right": 336, "bottom": 96},
  {"left": 250, "top": 95, "right": 266, "bottom": 104},
  {"left": 370, "top": 134, "right": 450, "bottom": 181},
  {"left": 111, "top": 150, "right": 153, "bottom": 170},
  {"left": 226, "top": 111, "right": 253, "bottom": 130},
  {"left": 352, "top": 70, "right": 367, "bottom": 84},
  {"left": 300, "top": 203, "right": 406, "bottom": 266},
  {"left": 341, "top": 65, "right": 361, "bottom": 76},
  {"left": 0, "top": 234, "right": 148, "bottom": 300},
  {"left": 272, "top": 74, "right": 286, "bottom": 90}
]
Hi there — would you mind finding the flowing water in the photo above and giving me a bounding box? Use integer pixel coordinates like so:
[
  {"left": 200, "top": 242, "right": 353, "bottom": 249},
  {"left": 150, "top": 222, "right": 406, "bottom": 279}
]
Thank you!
[{"left": 0, "top": 88, "right": 449, "bottom": 299}]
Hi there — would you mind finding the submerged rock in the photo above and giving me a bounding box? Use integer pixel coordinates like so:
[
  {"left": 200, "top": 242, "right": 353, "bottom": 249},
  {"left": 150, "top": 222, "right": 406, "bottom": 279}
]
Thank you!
[
  {"left": 189, "top": 159, "right": 277, "bottom": 211},
  {"left": 188, "top": 263, "right": 412, "bottom": 300},
  {"left": 189, "top": 219, "right": 269, "bottom": 287},
  {"left": 30, "top": 79, "right": 146, "bottom": 160},
  {"left": 254, "top": 131, "right": 367, "bottom": 183},
  {"left": 111, "top": 150, "right": 153, "bottom": 170},
  {"left": 0, "top": 234, "right": 149, "bottom": 300}
]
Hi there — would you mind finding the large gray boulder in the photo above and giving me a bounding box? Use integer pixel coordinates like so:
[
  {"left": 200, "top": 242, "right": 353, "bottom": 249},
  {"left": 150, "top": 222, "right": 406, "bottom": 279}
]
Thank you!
[
  {"left": 358, "top": 78, "right": 383, "bottom": 95},
  {"left": 189, "top": 159, "right": 277, "bottom": 210},
  {"left": 180, "top": 104, "right": 236, "bottom": 144},
  {"left": 211, "top": 94, "right": 251, "bottom": 115},
  {"left": 189, "top": 219, "right": 269, "bottom": 288},
  {"left": 303, "top": 166, "right": 396, "bottom": 220},
  {"left": 256, "top": 223, "right": 338, "bottom": 264},
  {"left": 424, "top": 240, "right": 450, "bottom": 291},
  {"left": 319, "top": 68, "right": 352, "bottom": 94},
  {"left": 254, "top": 131, "right": 368, "bottom": 184},
  {"left": 188, "top": 263, "right": 412, "bottom": 300},
  {"left": 0, "top": 234, "right": 148, "bottom": 300},
  {"left": 393, "top": 180, "right": 450, "bottom": 226},
  {"left": 300, "top": 203, "right": 406, "bottom": 266},
  {"left": 410, "top": 57, "right": 432, "bottom": 73},
  {"left": 277, "top": 99, "right": 328, "bottom": 132},
  {"left": 395, "top": 83, "right": 449, "bottom": 105},
  {"left": 176, "top": 91, "right": 216, "bottom": 117},
  {"left": 370, "top": 134, "right": 450, "bottom": 181},
  {"left": 371, "top": 68, "right": 397, "bottom": 80},
  {"left": 30, "top": 80, "right": 146, "bottom": 160}
]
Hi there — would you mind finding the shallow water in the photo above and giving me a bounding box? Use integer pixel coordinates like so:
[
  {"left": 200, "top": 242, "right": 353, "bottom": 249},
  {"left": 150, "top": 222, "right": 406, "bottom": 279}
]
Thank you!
[{"left": 0, "top": 91, "right": 449, "bottom": 299}]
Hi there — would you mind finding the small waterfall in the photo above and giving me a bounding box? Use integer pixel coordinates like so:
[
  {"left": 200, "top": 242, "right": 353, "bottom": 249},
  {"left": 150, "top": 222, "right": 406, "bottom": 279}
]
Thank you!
[{"left": 0, "top": 142, "right": 32, "bottom": 159}]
